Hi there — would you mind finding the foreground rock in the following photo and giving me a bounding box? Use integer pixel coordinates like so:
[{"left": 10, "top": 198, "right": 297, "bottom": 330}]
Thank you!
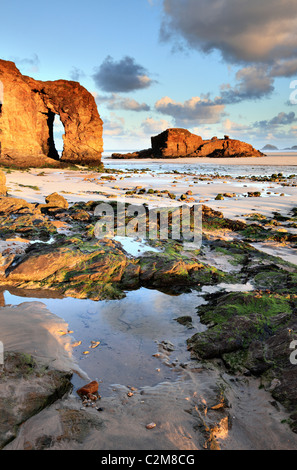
[
  {"left": 187, "top": 291, "right": 297, "bottom": 432},
  {"left": 2, "top": 236, "right": 233, "bottom": 299},
  {"left": 112, "top": 128, "right": 264, "bottom": 159},
  {"left": 0, "top": 352, "right": 72, "bottom": 449},
  {"left": 0, "top": 59, "right": 103, "bottom": 166},
  {"left": 45, "top": 192, "right": 69, "bottom": 209},
  {"left": 0, "top": 195, "right": 296, "bottom": 300},
  {"left": 0, "top": 196, "right": 57, "bottom": 241}
]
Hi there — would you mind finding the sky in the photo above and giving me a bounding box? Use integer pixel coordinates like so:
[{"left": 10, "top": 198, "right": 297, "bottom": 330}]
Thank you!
[{"left": 1, "top": 0, "right": 297, "bottom": 152}]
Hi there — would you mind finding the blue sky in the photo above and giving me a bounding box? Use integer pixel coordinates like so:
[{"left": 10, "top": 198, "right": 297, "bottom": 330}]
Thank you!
[{"left": 1, "top": 0, "right": 297, "bottom": 151}]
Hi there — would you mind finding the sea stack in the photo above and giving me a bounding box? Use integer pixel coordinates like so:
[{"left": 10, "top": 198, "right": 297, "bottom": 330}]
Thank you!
[
  {"left": 151, "top": 128, "right": 204, "bottom": 158},
  {"left": 0, "top": 59, "right": 103, "bottom": 167},
  {"left": 112, "top": 128, "right": 265, "bottom": 159}
]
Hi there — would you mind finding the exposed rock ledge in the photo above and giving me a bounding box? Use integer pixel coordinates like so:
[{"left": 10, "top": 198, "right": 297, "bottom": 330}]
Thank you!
[{"left": 112, "top": 128, "right": 265, "bottom": 159}]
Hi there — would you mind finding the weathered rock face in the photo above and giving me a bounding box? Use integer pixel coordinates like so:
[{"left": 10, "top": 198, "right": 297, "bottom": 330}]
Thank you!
[
  {"left": 112, "top": 128, "right": 264, "bottom": 159},
  {"left": 0, "top": 170, "right": 6, "bottom": 195},
  {"left": 192, "top": 135, "right": 264, "bottom": 158},
  {"left": 0, "top": 59, "right": 103, "bottom": 167},
  {"left": 151, "top": 128, "right": 203, "bottom": 158},
  {"left": 45, "top": 192, "right": 69, "bottom": 209}
]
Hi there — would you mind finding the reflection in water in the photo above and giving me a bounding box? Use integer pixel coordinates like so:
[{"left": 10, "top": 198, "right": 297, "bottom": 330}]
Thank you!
[
  {"left": 0, "top": 300, "right": 85, "bottom": 375},
  {"left": 2, "top": 288, "right": 207, "bottom": 395}
]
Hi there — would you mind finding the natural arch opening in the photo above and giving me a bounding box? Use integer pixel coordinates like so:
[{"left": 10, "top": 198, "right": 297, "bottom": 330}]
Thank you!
[
  {"left": 53, "top": 114, "right": 65, "bottom": 158},
  {"left": 47, "top": 112, "right": 64, "bottom": 160}
]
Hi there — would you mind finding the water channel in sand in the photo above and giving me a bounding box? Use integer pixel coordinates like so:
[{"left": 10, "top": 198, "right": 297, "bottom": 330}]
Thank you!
[
  {"left": 2, "top": 287, "right": 210, "bottom": 395},
  {"left": 1, "top": 281, "right": 256, "bottom": 396}
]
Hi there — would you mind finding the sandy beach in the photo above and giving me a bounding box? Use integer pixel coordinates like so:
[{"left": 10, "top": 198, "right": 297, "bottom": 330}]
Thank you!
[
  {"left": 3, "top": 0, "right": 297, "bottom": 453},
  {"left": 5, "top": 154, "right": 297, "bottom": 218}
]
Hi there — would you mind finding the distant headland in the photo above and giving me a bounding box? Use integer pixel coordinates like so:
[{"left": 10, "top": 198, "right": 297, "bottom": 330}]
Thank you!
[{"left": 262, "top": 144, "right": 297, "bottom": 151}]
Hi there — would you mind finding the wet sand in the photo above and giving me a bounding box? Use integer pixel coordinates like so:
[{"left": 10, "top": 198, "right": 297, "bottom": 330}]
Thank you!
[
  {"left": 4, "top": 154, "right": 297, "bottom": 266},
  {"left": 2, "top": 298, "right": 297, "bottom": 450},
  {"left": 2, "top": 284, "right": 297, "bottom": 450},
  {"left": 5, "top": 155, "right": 297, "bottom": 221}
]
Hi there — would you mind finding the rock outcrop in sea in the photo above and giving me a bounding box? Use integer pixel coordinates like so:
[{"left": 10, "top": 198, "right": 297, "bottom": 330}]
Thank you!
[
  {"left": 112, "top": 128, "right": 265, "bottom": 159},
  {"left": 0, "top": 59, "right": 103, "bottom": 167}
]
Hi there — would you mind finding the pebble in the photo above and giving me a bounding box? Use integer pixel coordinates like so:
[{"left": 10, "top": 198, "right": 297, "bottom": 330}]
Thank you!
[{"left": 146, "top": 423, "right": 157, "bottom": 429}]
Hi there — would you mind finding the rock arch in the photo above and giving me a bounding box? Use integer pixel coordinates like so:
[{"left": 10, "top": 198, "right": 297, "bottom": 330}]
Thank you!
[{"left": 0, "top": 60, "right": 103, "bottom": 167}]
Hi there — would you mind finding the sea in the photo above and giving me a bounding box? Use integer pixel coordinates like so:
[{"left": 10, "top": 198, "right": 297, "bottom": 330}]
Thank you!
[{"left": 101, "top": 150, "right": 297, "bottom": 178}]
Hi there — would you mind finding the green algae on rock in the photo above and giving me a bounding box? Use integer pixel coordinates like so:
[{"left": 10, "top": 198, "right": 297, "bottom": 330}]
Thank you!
[{"left": 187, "top": 290, "right": 297, "bottom": 433}]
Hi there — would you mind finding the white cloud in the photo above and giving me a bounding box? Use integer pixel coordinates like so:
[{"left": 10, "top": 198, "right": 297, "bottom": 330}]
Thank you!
[
  {"left": 222, "top": 118, "right": 251, "bottom": 134},
  {"left": 11, "top": 54, "right": 40, "bottom": 74},
  {"left": 96, "top": 93, "right": 150, "bottom": 112},
  {"left": 221, "top": 66, "right": 274, "bottom": 103},
  {"left": 155, "top": 95, "right": 225, "bottom": 125},
  {"left": 140, "top": 117, "right": 172, "bottom": 135},
  {"left": 103, "top": 114, "right": 125, "bottom": 136}
]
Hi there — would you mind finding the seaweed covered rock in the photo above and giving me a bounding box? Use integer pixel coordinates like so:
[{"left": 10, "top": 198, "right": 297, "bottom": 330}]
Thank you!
[
  {"left": 0, "top": 196, "right": 57, "bottom": 240},
  {"left": 188, "top": 291, "right": 297, "bottom": 432}
]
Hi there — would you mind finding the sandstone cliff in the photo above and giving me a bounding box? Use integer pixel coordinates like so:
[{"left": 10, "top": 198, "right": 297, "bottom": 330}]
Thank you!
[
  {"left": 0, "top": 60, "right": 103, "bottom": 167},
  {"left": 0, "top": 170, "right": 6, "bottom": 195},
  {"left": 112, "top": 128, "right": 264, "bottom": 159}
]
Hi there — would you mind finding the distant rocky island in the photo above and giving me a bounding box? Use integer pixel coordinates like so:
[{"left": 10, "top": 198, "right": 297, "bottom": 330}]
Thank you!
[
  {"left": 262, "top": 144, "right": 279, "bottom": 151},
  {"left": 285, "top": 145, "right": 297, "bottom": 150},
  {"left": 262, "top": 144, "right": 297, "bottom": 151},
  {"left": 112, "top": 128, "right": 265, "bottom": 159},
  {"left": 0, "top": 59, "right": 103, "bottom": 167}
]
